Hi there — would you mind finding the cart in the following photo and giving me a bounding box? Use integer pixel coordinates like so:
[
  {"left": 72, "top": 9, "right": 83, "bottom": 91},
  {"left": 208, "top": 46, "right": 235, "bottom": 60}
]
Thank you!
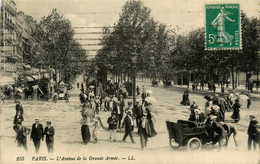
[{"left": 166, "top": 120, "right": 227, "bottom": 151}]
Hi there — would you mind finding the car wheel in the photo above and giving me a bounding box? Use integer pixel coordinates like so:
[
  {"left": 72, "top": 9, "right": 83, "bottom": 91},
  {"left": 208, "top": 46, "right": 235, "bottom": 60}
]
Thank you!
[{"left": 187, "top": 137, "right": 202, "bottom": 151}]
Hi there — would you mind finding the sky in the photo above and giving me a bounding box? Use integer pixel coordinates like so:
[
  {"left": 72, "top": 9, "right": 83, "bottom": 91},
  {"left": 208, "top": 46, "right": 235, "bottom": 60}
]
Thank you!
[{"left": 15, "top": 0, "right": 260, "bottom": 57}]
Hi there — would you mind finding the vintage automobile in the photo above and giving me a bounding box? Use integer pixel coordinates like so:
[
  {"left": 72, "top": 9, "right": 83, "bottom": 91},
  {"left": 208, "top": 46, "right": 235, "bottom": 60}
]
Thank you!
[{"left": 166, "top": 120, "right": 228, "bottom": 151}]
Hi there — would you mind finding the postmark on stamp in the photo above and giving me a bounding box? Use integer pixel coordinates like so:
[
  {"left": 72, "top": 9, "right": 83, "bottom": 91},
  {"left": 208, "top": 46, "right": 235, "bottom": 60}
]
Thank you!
[{"left": 205, "top": 4, "right": 241, "bottom": 50}]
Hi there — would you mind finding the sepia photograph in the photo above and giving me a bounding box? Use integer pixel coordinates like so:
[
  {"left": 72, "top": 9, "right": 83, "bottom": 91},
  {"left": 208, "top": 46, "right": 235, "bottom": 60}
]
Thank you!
[{"left": 0, "top": 0, "right": 259, "bottom": 163}]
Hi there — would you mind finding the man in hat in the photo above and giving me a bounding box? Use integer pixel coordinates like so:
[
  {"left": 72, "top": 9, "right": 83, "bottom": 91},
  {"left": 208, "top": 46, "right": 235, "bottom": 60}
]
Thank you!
[
  {"left": 44, "top": 121, "right": 55, "bottom": 153},
  {"left": 247, "top": 115, "right": 259, "bottom": 151},
  {"left": 30, "top": 118, "right": 44, "bottom": 153},
  {"left": 122, "top": 111, "right": 136, "bottom": 143},
  {"left": 205, "top": 116, "right": 227, "bottom": 150},
  {"left": 112, "top": 101, "right": 124, "bottom": 129},
  {"left": 107, "top": 112, "right": 118, "bottom": 142},
  {"left": 208, "top": 105, "right": 224, "bottom": 122},
  {"left": 15, "top": 121, "right": 30, "bottom": 151}
]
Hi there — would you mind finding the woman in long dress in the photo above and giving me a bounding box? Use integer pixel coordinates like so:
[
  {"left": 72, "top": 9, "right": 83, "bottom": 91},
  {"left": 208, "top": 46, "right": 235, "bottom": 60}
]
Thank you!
[
  {"left": 81, "top": 120, "right": 91, "bottom": 144},
  {"left": 231, "top": 99, "right": 241, "bottom": 123}
]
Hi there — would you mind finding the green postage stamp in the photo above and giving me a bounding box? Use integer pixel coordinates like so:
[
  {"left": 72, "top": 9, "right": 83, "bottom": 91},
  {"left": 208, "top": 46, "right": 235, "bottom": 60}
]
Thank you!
[{"left": 205, "top": 4, "right": 241, "bottom": 50}]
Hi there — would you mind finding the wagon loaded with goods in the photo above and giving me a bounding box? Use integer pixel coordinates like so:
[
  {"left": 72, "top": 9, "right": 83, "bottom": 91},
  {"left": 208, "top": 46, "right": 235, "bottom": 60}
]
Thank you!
[{"left": 166, "top": 120, "right": 227, "bottom": 151}]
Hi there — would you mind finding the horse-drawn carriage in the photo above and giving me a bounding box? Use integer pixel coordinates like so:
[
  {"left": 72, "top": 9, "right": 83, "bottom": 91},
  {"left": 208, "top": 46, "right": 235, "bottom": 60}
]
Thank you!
[
  {"left": 152, "top": 80, "right": 159, "bottom": 87},
  {"left": 163, "top": 80, "right": 172, "bottom": 87},
  {"left": 166, "top": 120, "right": 228, "bottom": 151}
]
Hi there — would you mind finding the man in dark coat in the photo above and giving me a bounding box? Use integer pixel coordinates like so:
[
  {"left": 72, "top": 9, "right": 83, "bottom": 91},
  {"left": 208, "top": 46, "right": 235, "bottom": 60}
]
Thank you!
[
  {"left": 15, "top": 121, "right": 30, "bottom": 151},
  {"left": 30, "top": 118, "right": 44, "bottom": 153},
  {"left": 15, "top": 99, "right": 23, "bottom": 115},
  {"left": 107, "top": 112, "right": 118, "bottom": 142},
  {"left": 206, "top": 116, "right": 227, "bottom": 150},
  {"left": 141, "top": 87, "right": 146, "bottom": 105},
  {"left": 44, "top": 121, "right": 55, "bottom": 153},
  {"left": 13, "top": 111, "right": 24, "bottom": 132},
  {"left": 112, "top": 101, "right": 124, "bottom": 129},
  {"left": 122, "top": 111, "right": 135, "bottom": 143},
  {"left": 133, "top": 101, "right": 143, "bottom": 127},
  {"left": 220, "top": 122, "right": 238, "bottom": 148},
  {"left": 248, "top": 115, "right": 259, "bottom": 151},
  {"left": 81, "top": 120, "right": 91, "bottom": 144}
]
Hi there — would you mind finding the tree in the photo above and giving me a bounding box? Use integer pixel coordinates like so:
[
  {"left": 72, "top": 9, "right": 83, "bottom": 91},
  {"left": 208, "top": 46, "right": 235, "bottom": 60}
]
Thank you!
[
  {"left": 96, "top": 0, "right": 172, "bottom": 81},
  {"left": 29, "top": 9, "right": 87, "bottom": 83}
]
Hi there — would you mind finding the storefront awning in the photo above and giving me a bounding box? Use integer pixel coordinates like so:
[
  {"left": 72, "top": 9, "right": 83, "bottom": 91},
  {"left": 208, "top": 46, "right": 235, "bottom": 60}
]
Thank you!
[{"left": 0, "top": 76, "right": 15, "bottom": 86}]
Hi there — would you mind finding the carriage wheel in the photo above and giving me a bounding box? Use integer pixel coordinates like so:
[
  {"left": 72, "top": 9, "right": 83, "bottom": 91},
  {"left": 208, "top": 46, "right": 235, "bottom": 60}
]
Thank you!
[
  {"left": 187, "top": 137, "right": 202, "bottom": 151},
  {"left": 169, "top": 138, "right": 179, "bottom": 149}
]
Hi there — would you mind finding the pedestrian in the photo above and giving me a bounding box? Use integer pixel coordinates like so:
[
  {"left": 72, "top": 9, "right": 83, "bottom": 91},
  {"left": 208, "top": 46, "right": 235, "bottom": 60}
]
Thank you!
[
  {"left": 13, "top": 111, "right": 24, "bottom": 132},
  {"left": 218, "top": 98, "right": 226, "bottom": 121},
  {"left": 77, "top": 82, "right": 79, "bottom": 88},
  {"left": 112, "top": 101, "right": 124, "bottom": 129},
  {"left": 136, "top": 86, "right": 140, "bottom": 96},
  {"left": 212, "top": 83, "right": 216, "bottom": 93},
  {"left": 204, "top": 95, "right": 213, "bottom": 118},
  {"left": 133, "top": 100, "right": 143, "bottom": 127},
  {"left": 138, "top": 113, "right": 149, "bottom": 150},
  {"left": 52, "top": 91, "right": 58, "bottom": 103},
  {"left": 107, "top": 112, "right": 118, "bottom": 142},
  {"left": 180, "top": 91, "right": 190, "bottom": 106},
  {"left": 44, "top": 121, "right": 55, "bottom": 153},
  {"left": 205, "top": 116, "right": 227, "bottom": 150},
  {"left": 15, "top": 99, "right": 23, "bottom": 115},
  {"left": 15, "top": 121, "right": 31, "bottom": 151},
  {"left": 81, "top": 120, "right": 91, "bottom": 144},
  {"left": 141, "top": 87, "right": 146, "bottom": 105},
  {"left": 145, "top": 105, "right": 157, "bottom": 137},
  {"left": 220, "top": 122, "right": 238, "bottom": 148},
  {"left": 30, "top": 118, "right": 44, "bottom": 153},
  {"left": 231, "top": 99, "right": 241, "bottom": 123},
  {"left": 247, "top": 93, "right": 251, "bottom": 109},
  {"left": 92, "top": 119, "right": 99, "bottom": 143},
  {"left": 212, "top": 94, "right": 219, "bottom": 106},
  {"left": 64, "top": 90, "right": 70, "bottom": 103},
  {"left": 208, "top": 105, "right": 224, "bottom": 122},
  {"left": 122, "top": 111, "right": 136, "bottom": 143},
  {"left": 247, "top": 115, "right": 259, "bottom": 151}
]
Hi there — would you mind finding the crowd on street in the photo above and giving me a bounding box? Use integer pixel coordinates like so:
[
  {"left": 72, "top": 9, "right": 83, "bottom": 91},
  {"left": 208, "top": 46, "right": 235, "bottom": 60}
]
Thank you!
[{"left": 3, "top": 77, "right": 259, "bottom": 153}]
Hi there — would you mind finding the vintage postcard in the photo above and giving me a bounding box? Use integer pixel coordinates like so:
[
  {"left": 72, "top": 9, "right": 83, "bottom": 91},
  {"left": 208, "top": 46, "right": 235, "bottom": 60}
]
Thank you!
[{"left": 0, "top": 0, "right": 259, "bottom": 163}]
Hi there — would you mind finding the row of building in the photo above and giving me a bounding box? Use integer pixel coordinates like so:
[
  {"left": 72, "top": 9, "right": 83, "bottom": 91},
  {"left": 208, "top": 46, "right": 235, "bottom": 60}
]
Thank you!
[
  {"left": 0, "top": 0, "right": 37, "bottom": 85},
  {"left": 0, "top": 0, "right": 62, "bottom": 88}
]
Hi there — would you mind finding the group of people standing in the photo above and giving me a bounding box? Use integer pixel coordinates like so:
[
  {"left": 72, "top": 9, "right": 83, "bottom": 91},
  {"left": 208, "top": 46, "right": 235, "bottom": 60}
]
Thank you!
[
  {"left": 12, "top": 99, "right": 55, "bottom": 153},
  {"left": 182, "top": 89, "right": 259, "bottom": 150},
  {"left": 78, "top": 85, "right": 157, "bottom": 150}
]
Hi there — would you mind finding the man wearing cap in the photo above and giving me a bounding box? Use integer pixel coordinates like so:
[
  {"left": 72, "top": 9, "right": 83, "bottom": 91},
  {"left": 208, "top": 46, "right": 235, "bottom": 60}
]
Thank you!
[
  {"left": 248, "top": 115, "right": 259, "bottom": 151},
  {"left": 44, "top": 121, "right": 55, "bottom": 153},
  {"left": 122, "top": 111, "right": 136, "bottom": 143},
  {"left": 30, "top": 118, "right": 44, "bottom": 153}
]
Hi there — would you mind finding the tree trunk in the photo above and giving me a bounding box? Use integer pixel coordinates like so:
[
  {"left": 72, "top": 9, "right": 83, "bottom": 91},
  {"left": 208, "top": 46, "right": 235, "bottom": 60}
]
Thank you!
[{"left": 231, "top": 66, "right": 235, "bottom": 89}]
